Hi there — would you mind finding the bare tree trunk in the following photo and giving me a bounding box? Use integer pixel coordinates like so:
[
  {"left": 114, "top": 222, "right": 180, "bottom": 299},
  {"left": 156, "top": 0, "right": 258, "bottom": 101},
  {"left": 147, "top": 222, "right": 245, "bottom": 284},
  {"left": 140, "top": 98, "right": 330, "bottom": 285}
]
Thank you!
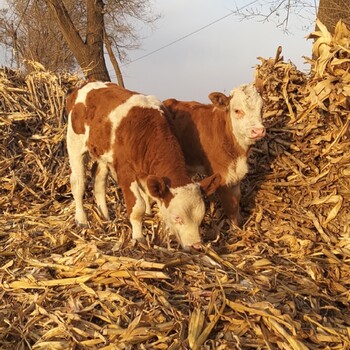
[
  {"left": 85, "top": 0, "right": 110, "bottom": 81},
  {"left": 44, "top": 0, "right": 110, "bottom": 81},
  {"left": 317, "top": 0, "right": 350, "bottom": 33},
  {"left": 103, "top": 29, "right": 125, "bottom": 87}
]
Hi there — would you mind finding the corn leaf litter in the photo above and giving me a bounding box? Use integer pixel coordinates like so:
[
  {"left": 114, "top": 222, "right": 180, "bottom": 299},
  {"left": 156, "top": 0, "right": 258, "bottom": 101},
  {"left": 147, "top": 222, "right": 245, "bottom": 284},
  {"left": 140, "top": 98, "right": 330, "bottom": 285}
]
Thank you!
[{"left": 1, "top": 20, "right": 350, "bottom": 350}]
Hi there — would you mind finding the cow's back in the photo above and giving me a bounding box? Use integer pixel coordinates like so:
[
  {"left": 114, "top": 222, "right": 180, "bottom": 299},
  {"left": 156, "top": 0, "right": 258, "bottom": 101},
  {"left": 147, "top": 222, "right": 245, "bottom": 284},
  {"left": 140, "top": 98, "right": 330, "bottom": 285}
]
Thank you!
[
  {"left": 113, "top": 104, "right": 189, "bottom": 187},
  {"left": 164, "top": 99, "right": 213, "bottom": 172},
  {"left": 67, "top": 83, "right": 135, "bottom": 159},
  {"left": 68, "top": 84, "right": 190, "bottom": 187}
]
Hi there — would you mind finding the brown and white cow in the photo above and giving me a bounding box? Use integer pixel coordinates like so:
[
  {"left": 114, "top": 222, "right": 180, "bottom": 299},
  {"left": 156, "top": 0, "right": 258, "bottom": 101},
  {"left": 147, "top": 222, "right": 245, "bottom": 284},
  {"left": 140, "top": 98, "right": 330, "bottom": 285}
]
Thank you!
[
  {"left": 163, "top": 84, "right": 265, "bottom": 227},
  {"left": 66, "top": 81, "right": 221, "bottom": 249}
]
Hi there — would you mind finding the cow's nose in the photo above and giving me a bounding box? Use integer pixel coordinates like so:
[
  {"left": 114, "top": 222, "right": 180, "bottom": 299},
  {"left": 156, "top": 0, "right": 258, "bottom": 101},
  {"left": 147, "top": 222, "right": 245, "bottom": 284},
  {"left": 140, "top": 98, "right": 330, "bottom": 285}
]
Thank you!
[{"left": 251, "top": 127, "right": 266, "bottom": 139}]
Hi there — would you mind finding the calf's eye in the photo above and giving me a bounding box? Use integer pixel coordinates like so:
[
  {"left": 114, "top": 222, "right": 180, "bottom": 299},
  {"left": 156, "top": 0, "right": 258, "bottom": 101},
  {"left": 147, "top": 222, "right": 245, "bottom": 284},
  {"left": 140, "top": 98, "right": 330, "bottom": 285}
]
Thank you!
[
  {"left": 172, "top": 214, "right": 184, "bottom": 225},
  {"left": 234, "top": 109, "right": 245, "bottom": 118}
]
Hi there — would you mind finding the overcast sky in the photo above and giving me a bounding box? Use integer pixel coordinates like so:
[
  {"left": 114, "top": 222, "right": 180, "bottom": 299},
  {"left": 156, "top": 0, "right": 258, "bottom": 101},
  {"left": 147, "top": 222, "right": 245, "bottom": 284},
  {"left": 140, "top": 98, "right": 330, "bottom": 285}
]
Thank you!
[
  {"left": 0, "top": 0, "right": 317, "bottom": 103},
  {"left": 118, "top": 0, "right": 316, "bottom": 102}
]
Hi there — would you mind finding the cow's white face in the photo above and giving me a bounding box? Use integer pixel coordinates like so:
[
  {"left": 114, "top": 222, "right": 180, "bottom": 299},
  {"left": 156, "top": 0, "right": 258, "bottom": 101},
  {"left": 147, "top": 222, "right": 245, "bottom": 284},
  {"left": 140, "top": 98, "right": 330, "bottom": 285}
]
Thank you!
[
  {"left": 229, "top": 85, "right": 265, "bottom": 150},
  {"left": 146, "top": 173, "right": 220, "bottom": 250},
  {"left": 159, "top": 183, "right": 204, "bottom": 249}
]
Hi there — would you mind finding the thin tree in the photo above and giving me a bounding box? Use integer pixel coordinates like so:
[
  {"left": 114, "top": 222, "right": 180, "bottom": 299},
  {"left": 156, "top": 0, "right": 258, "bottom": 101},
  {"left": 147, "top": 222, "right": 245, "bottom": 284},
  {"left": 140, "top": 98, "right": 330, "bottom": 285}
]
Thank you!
[
  {"left": 0, "top": 0, "right": 159, "bottom": 85},
  {"left": 316, "top": 0, "right": 350, "bottom": 33},
  {"left": 234, "top": 0, "right": 317, "bottom": 32},
  {"left": 0, "top": 1, "right": 76, "bottom": 72},
  {"left": 44, "top": 0, "right": 110, "bottom": 81},
  {"left": 234, "top": 0, "right": 350, "bottom": 34}
]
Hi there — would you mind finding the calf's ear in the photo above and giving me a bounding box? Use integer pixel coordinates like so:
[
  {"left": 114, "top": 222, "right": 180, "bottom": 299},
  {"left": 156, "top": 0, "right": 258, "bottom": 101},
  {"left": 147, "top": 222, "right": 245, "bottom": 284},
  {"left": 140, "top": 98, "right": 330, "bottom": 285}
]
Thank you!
[
  {"left": 199, "top": 173, "right": 221, "bottom": 196},
  {"left": 254, "top": 77, "right": 264, "bottom": 94},
  {"left": 147, "top": 175, "right": 169, "bottom": 199},
  {"left": 208, "top": 92, "right": 230, "bottom": 110}
]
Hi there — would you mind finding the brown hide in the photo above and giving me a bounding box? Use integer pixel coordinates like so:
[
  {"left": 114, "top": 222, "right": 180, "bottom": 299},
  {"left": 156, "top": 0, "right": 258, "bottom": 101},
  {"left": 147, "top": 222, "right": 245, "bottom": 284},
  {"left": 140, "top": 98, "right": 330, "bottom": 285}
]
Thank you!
[
  {"left": 112, "top": 105, "right": 190, "bottom": 189},
  {"left": 163, "top": 97, "right": 250, "bottom": 226},
  {"left": 163, "top": 98, "right": 245, "bottom": 186}
]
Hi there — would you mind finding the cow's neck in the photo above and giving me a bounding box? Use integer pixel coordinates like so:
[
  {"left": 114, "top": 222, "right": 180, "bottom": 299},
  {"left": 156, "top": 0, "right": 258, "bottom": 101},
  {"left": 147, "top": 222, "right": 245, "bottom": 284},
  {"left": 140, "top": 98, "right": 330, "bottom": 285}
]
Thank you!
[
  {"left": 219, "top": 111, "right": 247, "bottom": 158},
  {"left": 149, "top": 161, "right": 191, "bottom": 189}
]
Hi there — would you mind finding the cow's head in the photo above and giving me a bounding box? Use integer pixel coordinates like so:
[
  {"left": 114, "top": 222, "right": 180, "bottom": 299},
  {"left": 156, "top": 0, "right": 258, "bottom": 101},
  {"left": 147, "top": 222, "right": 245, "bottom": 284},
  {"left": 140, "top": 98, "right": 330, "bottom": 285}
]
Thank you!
[
  {"left": 209, "top": 84, "right": 265, "bottom": 150},
  {"left": 146, "top": 173, "right": 221, "bottom": 250}
]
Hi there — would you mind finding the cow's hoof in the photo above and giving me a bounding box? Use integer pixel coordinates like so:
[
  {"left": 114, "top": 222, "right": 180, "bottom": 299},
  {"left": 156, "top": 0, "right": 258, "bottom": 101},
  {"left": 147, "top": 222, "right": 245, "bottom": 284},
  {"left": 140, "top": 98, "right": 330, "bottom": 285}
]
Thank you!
[
  {"left": 75, "top": 217, "right": 89, "bottom": 228},
  {"left": 191, "top": 242, "right": 203, "bottom": 250},
  {"left": 131, "top": 237, "right": 146, "bottom": 247},
  {"left": 97, "top": 206, "right": 110, "bottom": 221}
]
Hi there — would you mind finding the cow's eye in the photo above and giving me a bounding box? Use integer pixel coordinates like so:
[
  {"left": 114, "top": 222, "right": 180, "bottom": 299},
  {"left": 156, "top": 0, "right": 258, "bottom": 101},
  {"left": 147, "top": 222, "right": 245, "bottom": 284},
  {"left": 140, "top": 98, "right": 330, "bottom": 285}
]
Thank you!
[
  {"left": 235, "top": 109, "right": 244, "bottom": 117},
  {"left": 172, "top": 214, "right": 184, "bottom": 225}
]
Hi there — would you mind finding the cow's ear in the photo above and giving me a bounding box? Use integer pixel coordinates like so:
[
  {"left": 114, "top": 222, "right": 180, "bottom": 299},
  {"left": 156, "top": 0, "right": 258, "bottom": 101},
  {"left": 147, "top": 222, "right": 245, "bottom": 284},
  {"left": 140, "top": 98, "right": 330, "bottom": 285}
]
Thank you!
[
  {"left": 208, "top": 92, "right": 230, "bottom": 110},
  {"left": 199, "top": 173, "right": 221, "bottom": 196},
  {"left": 254, "top": 77, "right": 264, "bottom": 94},
  {"left": 147, "top": 175, "right": 169, "bottom": 199}
]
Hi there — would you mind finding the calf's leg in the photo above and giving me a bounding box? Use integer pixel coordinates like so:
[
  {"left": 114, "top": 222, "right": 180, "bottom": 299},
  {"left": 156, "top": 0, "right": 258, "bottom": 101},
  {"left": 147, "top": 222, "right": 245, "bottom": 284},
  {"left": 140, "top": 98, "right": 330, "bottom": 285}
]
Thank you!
[
  {"left": 140, "top": 189, "right": 152, "bottom": 214},
  {"left": 68, "top": 146, "right": 88, "bottom": 226},
  {"left": 118, "top": 172, "right": 146, "bottom": 242},
  {"left": 217, "top": 184, "right": 241, "bottom": 227},
  {"left": 93, "top": 162, "right": 110, "bottom": 220}
]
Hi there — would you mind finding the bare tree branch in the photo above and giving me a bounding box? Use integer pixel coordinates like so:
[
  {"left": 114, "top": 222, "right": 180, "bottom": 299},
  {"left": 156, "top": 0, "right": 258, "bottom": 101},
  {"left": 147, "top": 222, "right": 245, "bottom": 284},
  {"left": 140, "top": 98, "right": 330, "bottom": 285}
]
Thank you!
[{"left": 234, "top": 0, "right": 318, "bottom": 32}]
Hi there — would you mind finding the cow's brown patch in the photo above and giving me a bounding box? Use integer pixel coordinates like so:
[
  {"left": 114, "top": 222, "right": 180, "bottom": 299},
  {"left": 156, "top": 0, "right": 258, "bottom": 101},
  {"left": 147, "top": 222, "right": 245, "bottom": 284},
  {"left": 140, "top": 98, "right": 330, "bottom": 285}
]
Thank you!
[
  {"left": 114, "top": 105, "right": 190, "bottom": 189},
  {"left": 163, "top": 97, "right": 247, "bottom": 224},
  {"left": 66, "top": 88, "right": 87, "bottom": 135},
  {"left": 86, "top": 84, "right": 139, "bottom": 157},
  {"left": 87, "top": 119, "right": 112, "bottom": 158},
  {"left": 146, "top": 175, "right": 175, "bottom": 208},
  {"left": 164, "top": 99, "right": 244, "bottom": 180},
  {"left": 65, "top": 88, "right": 78, "bottom": 115},
  {"left": 86, "top": 84, "right": 137, "bottom": 121},
  {"left": 70, "top": 103, "right": 86, "bottom": 134},
  {"left": 163, "top": 190, "right": 174, "bottom": 208},
  {"left": 82, "top": 84, "right": 138, "bottom": 158}
]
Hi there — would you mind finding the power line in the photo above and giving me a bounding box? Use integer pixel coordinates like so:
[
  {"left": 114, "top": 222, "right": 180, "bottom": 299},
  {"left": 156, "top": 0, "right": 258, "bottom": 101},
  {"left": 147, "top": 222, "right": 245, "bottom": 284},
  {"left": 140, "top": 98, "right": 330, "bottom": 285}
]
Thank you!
[
  {"left": 121, "top": 0, "right": 259, "bottom": 68},
  {"left": 122, "top": 12, "right": 234, "bottom": 67}
]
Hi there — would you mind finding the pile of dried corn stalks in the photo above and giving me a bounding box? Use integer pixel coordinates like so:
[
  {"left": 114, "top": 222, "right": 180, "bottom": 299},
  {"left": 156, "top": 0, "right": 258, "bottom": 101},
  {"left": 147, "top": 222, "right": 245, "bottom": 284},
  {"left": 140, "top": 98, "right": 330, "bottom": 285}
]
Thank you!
[{"left": 1, "top": 21, "right": 349, "bottom": 350}]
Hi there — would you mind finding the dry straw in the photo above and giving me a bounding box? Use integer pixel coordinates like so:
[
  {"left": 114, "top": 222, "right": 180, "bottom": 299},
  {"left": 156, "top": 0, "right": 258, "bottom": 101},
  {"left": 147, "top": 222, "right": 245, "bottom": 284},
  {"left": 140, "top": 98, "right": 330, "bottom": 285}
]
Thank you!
[{"left": 1, "top": 21, "right": 349, "bottom": 349}]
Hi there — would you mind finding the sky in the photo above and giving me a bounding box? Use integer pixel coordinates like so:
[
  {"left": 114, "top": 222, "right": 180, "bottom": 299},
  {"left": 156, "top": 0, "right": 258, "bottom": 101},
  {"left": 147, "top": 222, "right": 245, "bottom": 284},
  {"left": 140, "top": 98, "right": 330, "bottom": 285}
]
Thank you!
[
  {"left": 118, "top": 0, "right": 316, "bottom": 102},
  {"left": 0, "top": 0, "right": 317, "bottom": 103}
]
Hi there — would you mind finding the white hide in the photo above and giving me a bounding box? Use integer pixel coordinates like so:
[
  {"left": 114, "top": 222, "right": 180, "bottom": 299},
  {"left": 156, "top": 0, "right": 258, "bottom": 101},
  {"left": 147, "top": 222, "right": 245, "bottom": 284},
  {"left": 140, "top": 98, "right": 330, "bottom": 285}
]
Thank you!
[
  {"left": 229, "top": 84, "right": 265, "bottom": 151},
  {"left": 75, "top": 81, "right": 109, "bottom": 105},
  {"left": 66, "top": 110, "right": 91, "bottom": 225},
  {"left": 129, "top": 180, "right": 147, "bottom": 241},
  {"left": 225, "top": 156, "right": 249, "bottom": 185},
  {"left": 157, "top": 183, "right": 204, "bottom": 248}
]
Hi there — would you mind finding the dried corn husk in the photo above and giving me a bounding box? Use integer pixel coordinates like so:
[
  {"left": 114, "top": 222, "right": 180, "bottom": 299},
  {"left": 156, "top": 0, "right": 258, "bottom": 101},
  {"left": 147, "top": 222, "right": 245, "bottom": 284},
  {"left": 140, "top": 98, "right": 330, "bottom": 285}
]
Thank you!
[{"left": 1, "top": 20, "right": 350, "bottom": 349}]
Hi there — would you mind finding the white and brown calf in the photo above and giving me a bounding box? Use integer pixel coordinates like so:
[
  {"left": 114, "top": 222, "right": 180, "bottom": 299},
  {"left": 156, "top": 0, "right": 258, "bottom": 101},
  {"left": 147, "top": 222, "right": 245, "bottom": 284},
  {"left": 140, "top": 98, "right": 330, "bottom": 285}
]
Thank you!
[
  {"left": 66, "top": 82, "right": 221, "bottom": 249},
  {"left": 163, "top": 84, "right": 265, "bottom": 226}
]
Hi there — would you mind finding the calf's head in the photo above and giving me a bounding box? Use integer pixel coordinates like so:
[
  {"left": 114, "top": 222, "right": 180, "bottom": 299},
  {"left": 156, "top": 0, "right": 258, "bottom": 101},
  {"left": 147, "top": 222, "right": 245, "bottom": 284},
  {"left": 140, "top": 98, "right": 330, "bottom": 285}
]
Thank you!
[
  {"left": 209, "top": 84, "right": 265, "bottom": 150},
  {"left": 146, "top": 173, "right": 221, "bottom": 250}
]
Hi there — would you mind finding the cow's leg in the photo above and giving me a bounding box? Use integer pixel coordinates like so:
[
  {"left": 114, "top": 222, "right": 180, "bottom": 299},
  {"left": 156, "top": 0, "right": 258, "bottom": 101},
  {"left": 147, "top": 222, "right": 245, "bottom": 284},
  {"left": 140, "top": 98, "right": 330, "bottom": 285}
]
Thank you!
[
  {"left": 94, "top": 161, "right": 110, "bottom": 220},
  {"left": 231, "top": 184, "right": 242, "bottom": 225},
  {"left": 140, "top": 189, "right": 152, "bottom": 215},
  {"left": 119, "top": 174, "right": 146, "bottom": 242},
  {"left": 217, "top": 184, "right": 241, "bottom": 227},
  {"left": 67, "top": 132, "right": 88, "bottom": 226}
]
